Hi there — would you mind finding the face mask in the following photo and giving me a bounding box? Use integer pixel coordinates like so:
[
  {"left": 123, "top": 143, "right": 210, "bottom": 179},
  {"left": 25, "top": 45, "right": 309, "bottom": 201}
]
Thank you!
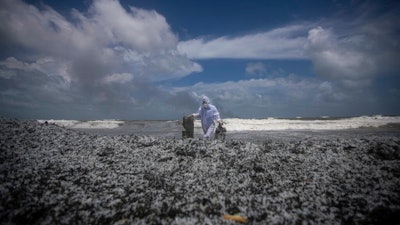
[{"left": 203, "top": 103, "right": 208, "bottom": 108}]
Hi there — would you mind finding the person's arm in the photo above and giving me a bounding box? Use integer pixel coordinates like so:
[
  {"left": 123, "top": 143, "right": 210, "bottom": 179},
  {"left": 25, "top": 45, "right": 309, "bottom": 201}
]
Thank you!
[
  {"left": 192, "top": 107, "right": 201, "bottom": 119},
  {"left": 213, "top": 107, "right": 221, "bottom": 123}
]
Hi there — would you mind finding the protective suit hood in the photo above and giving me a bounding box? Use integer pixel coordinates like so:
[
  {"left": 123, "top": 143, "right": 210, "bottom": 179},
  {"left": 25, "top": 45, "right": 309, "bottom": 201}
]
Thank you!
[
  {"left": 202, "top": 96, "right": 210, "bottom": 104},
  {"left": 202, "top": 96, "right": 210, "bottom": 109}
]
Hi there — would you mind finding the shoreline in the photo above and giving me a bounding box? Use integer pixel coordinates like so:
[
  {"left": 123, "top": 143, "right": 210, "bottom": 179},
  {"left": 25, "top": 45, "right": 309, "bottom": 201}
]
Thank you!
[
  {"left": 38, "top": 118, "right": 400, "bottom": 141},
  {"left": 37, "top": 115, "right": 400, "bottom": 134}
]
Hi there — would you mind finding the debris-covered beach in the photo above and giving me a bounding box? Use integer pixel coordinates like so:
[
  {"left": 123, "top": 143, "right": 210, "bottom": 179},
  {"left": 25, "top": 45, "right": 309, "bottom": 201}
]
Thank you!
[{"left": 1, "top": 117, "right": 399, "bottom": 224}]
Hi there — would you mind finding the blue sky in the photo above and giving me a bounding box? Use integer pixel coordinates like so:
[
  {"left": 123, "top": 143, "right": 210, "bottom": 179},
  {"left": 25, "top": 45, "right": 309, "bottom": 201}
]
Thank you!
[{"left": 0, "top": 0, "right": 399, "bottom": 119}]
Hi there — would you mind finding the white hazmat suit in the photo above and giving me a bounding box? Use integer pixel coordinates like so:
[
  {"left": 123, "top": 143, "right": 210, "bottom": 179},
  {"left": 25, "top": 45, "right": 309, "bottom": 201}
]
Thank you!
[{"left": 193, "top": 96, "right": 221, "bottom": 139}]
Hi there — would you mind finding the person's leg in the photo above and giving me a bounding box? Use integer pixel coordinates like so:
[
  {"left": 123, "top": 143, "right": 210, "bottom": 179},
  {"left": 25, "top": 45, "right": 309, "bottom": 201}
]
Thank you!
[{"left": 203, "top": 123, "right": 216, "bottom": 139}]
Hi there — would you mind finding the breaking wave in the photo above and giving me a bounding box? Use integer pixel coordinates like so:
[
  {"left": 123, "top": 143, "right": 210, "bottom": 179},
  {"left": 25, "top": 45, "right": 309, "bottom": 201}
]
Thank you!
[{"left": 39, "top": 115, "right": 400, "bottom": 131}]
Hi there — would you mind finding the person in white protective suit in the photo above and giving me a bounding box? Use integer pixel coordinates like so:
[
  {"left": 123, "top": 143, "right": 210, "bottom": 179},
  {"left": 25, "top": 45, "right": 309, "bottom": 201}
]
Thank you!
[{"left": 192, "top": 96, "right": 222, "bottom": 139}]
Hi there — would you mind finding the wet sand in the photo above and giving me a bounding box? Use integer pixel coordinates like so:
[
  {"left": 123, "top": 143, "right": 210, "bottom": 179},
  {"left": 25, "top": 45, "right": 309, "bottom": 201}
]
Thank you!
[{"left": 1, "top": 118, "right": 399, "bottom": 224}]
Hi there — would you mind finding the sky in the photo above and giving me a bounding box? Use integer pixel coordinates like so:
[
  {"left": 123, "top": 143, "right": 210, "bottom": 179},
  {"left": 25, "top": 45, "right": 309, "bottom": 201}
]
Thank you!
[{"left": 0, "top": 0, "right": 399, "bottom": 120}]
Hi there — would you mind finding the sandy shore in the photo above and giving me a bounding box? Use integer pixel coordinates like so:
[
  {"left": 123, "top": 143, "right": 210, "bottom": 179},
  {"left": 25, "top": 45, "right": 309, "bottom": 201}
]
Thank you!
[{"left": 1, "top": 118, "right": 399, "bottom": 224}]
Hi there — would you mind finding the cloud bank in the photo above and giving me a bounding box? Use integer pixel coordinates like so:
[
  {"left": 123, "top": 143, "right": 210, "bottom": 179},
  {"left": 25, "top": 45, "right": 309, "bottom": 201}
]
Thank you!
[
  {"left": 0, "top": 0, "right": 202, "bottom": 119},
  {"left": 178, "top": 25, "right": 308, "bottom": 60},
  {"left": 179, "top": 9, "right": 400, "bottom": 88}
]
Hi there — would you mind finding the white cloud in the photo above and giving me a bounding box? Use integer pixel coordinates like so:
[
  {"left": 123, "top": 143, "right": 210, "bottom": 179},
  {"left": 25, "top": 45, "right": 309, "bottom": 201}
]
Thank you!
[
  {"left": 0, "top": 0, "right": 201, "bottom": 83},
  {"left": 245, "top": 62, "right": 267, "bottom": 76},
  {"left": 173, "top": 74, "right": 391, "bottom": 118},
  {"left": 0, "top": 57, "right": 71, "bottom": 83},
  {"left": 102, "top": 73, "right": 134, "bottom": 84},
  {"left": 316, "top": 81, "right": 347, "bottom": 102},
  {"left": 304, "top": 27, "right": 377, "bottom": 87},
  {"left": 0, "top": 0, "right": 203, "bottom": 119},
  {"left": 304, "top": 7, "right": 400, "bottom": 88},
  {"left": 178, "top": 25, "right": 308, "bottom": 59},
  {"left": 89, "top": 0, "right": 178, "bottom": 51}
]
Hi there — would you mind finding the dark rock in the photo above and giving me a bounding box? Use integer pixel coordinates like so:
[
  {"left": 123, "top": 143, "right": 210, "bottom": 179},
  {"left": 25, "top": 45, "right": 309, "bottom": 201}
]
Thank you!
[
  {"left": 368, "top": 142, "right": 400, "bottom": 160},
  {"left": 365, "top": 206, "right": 400, "bottom": 225},
  {"left": 97, "top": 147, "right": 114, "bottom": 157}
]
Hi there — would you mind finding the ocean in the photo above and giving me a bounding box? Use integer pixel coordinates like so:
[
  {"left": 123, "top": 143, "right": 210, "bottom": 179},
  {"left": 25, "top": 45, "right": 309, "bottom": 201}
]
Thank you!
[{"left": 38, "top": 115, "right": 400, "bottom": 140}]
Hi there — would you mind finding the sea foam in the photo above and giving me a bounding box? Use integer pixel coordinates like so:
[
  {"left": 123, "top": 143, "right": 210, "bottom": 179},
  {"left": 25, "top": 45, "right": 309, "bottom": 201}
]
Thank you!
[
  {"left": 38, "top": 115, "right": 400, "bottom": 131},
  {"left": 38, "top": 119, "right": 124, "bottom": 129},
  {"left": 221, "top": 115, "right": 400, "bottom": 131}
]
